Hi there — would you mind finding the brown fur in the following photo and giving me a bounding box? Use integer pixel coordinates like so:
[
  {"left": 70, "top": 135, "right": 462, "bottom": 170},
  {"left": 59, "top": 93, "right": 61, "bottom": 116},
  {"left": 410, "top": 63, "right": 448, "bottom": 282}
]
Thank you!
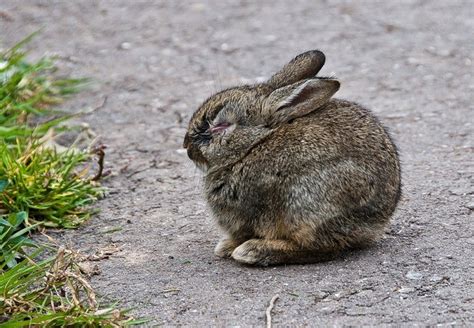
[{"left": 183, "top": 50, "right": 401, "bottom": 266}]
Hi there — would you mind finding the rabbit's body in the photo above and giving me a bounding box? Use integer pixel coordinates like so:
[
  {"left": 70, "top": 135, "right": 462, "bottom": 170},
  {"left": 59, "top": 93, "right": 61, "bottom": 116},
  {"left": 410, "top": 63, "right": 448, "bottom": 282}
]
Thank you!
[{"left": 184, "top": 51, "right": 401, "bottom": 265}]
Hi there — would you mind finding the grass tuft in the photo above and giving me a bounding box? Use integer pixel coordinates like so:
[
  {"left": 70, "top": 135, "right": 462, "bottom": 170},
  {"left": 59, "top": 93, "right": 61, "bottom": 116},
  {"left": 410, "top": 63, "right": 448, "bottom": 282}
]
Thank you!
[{"left": 0, "top": 140, "right": 103, "bottom": 228}]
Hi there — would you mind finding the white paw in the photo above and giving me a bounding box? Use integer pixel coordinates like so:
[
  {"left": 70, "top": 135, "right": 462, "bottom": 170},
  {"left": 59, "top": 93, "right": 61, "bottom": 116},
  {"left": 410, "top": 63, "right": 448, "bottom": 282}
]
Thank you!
[
  {"left": 214, "top": 239, "right": 239, "bottom": 258},
  {"left": 231, "top": 242, "right": 261, "bottom": 264}
]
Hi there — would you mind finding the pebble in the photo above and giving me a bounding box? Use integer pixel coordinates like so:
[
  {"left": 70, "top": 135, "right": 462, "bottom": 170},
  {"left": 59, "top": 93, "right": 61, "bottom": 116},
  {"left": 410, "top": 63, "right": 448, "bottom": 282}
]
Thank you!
[
  {"left": 220, "top": 43, "right": 237, "bottom": 54},
  {"left": 449, "top": 188, "right": 470, "bottom": 196},
  {"left": 422, "top": 74, "right": 435, "bottom": 82},
  {"left": 264, "top": 34, "right": 277, "bottom": 42},
  {"left": 398, "top": 287, "right": 415, "bottom": 294},
  {"left": 151, "top": 98, "right": 166, "bottom": 109},
  {"left": 191, "top": 3, "right": 205, "bottom": 11},
  {"left": 426, "top": 46, "right": 452, "bottom": 57},
  {"left": 119, "top": 42, "right": 132, "bottom": 50},
  {"left": 465, "top": 202, "right": 474, "bottom": 210},
  {"left": 313, "top": 291, "right": 329, "bottom": 301},
  {"left": 332, "top": 289, "right": 356, "bottom": 300},
  {"left": 429, "top": 275, "right": 446, "bottom": 283},
  {"left": 405, "top": 271, "right": 423, "bottom": 280},
  {"left": 437, "top": 49, "right": 452, "bottom": 57},
  {"left": 78, "top": 262, "right": 101, "bottom": 276},
  {"left": 407, "top": 57, "right": 420, "bottom": 65}
]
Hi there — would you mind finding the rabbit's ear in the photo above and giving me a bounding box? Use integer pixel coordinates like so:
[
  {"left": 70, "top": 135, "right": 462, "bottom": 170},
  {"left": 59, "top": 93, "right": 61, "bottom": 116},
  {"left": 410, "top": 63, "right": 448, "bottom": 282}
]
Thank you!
[
  {"left": 263, "top": 78, "right": 340, "bottom": 124},
  {"left": 267, "top": 50, "right": 326, "bottom": 89}
]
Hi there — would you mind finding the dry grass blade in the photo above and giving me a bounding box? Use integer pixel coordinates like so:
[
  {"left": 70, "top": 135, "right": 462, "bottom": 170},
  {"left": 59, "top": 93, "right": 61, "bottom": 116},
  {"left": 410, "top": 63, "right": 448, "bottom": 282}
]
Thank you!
[
  {"left": 1, "top": 247, "right": 144, "bottom": 326},
  {"left": 91, "top": 144, "right": 107, "bottom": 181},
  {"left": 266, "top": 294, "right": 279, "bottom": 328},
  {"left": 44, "top": 247, "right": 97, "bottom": 308}
]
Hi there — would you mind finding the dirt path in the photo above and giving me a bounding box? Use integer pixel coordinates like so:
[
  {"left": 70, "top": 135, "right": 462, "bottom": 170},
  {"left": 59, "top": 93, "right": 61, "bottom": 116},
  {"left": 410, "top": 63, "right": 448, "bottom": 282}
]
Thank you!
[{"left": 1, "top": 1, "right": 473, "bottom": 326}]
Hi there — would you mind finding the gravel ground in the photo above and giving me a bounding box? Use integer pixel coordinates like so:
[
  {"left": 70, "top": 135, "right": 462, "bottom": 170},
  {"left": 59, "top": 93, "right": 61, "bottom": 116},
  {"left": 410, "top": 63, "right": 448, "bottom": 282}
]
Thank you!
[{"left": 1, "top": 1, "right": 473, "bottom": 326}]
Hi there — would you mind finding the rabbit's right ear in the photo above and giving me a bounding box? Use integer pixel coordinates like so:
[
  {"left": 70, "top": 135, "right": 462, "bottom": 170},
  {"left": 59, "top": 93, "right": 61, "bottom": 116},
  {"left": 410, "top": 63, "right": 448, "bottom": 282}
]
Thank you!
[
  {"left": 263, "top": 78, "right": 340, "bottom": 125},
  {"left": 267, "top": 50, "right": 326, "bottom": 89}
]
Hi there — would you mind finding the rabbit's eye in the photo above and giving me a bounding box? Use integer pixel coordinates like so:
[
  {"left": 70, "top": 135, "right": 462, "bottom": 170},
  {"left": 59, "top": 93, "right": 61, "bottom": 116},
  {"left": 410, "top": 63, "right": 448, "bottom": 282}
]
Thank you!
[
  {"left": 209, "top": 122, "right": 231, "bottom": 134},
  {"left": 190, "top": 102, "right": 232, "bottom": 143}
]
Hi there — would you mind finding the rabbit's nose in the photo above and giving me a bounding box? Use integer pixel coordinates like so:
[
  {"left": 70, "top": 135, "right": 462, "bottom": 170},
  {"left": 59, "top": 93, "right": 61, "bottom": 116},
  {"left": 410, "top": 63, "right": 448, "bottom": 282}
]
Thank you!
[
  {"left": 186, "top": 144, "right": 207, "bottom": 166},
  {"left": 183, "top": 133, "right": 190, "bottom": 148},
  {"left": 187, "top": 147, "right": 194, "bottom": 160}
]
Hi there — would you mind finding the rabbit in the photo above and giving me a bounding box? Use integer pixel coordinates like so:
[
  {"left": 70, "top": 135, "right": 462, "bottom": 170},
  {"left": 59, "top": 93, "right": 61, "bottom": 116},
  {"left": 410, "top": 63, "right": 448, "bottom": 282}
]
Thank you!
[{"left": 183, "top": 50, "right": 401, "bottom": 266}]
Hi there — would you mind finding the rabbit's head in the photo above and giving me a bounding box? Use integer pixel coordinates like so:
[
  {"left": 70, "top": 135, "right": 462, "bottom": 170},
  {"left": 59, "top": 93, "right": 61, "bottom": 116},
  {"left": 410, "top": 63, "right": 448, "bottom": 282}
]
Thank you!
[{"left": 183, "top": 50, "right": 339, "bottom": 171}]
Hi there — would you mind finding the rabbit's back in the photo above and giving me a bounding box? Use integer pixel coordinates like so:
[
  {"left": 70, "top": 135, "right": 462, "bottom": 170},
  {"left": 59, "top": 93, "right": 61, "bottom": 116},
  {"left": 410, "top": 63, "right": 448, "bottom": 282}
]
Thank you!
[{"left": 266, "top": 99, "right": 397, "bottom": 167}]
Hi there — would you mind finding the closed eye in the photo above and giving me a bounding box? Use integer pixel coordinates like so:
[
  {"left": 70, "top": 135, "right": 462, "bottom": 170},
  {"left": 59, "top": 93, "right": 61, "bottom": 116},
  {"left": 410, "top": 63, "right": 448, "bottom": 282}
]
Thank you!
[
  {"left": 209, "top": 122, "right": 232, "bottom": 134},
  {"left": 191, "top": 102, "right": 233, "bottom": 142}
]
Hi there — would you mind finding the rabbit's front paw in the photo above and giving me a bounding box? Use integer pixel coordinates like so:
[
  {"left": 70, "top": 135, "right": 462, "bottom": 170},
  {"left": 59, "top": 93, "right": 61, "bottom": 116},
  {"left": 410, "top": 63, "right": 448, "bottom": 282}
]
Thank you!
[
  {"left": 232, "top": 239, "right": 304, "bottom": 266},
  {"left": 214, "top": 238, "right": 243, "bottom": 258},
  {"left": 231, "top": 239, "right": 270, "bottom": 265}
]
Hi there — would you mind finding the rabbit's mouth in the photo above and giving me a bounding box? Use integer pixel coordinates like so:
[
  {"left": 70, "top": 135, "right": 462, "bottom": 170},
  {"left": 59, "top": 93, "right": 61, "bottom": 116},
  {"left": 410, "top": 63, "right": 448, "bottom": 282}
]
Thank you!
[
  {"left": 194, "top": 161, "right": 208, "bottom": 172},
  {"left": 186, "top": 143, "right": 209, "bottom": 172}
]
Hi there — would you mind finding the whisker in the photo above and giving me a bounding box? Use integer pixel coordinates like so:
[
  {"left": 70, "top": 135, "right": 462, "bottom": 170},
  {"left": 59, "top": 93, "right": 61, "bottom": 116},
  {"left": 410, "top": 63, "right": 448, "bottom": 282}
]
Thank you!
[
  {"left": 193, "top": 166, "right": 203, "bottom": 194},
  {"left": 213, "top": 54, "right": 223, "bottom": 91}
]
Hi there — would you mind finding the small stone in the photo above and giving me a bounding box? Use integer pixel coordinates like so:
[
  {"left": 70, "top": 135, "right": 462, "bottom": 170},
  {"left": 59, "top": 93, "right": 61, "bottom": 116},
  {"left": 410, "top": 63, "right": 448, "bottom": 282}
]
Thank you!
[
  {"left": 423, "top": 74, "right": 435, "bottom": 81},
  {"left": 191, "top": 3, "right": 205, "bottom": 11},
  {"left": 384, "top": 24, "right": 397, "bottom": 32},
  {"left": 429, "top": 275, "right": 446, "bottom": 283},
  {"left": 437, "top": 49, "right": 452, "bottom": 57},
  {"left": 407, "top": 57, "right": 420, "bottom": 65},
  {"left": 78, "top": 262, "right": 101, "bottom": 276},
  {"left": 449, "top": 188, "right": 468, "bottom": 196},
  {"left": 264, "top": 35, "right": 277, "bottom": 42},
  {"left": 464, "top": 202, "right": 474, "bottom": 210},
  {"left": 405, "top": 271, "right": 423, "bottom": 280},
  {"left": 313, "top": 291, "right": 329, "bottom": 301},
  {"left": 119, "top": 42, "right": 132, "bottom": 50},
  {"left": 220, "top": 43, "right": 230, "bottom": 51},
  {"left": 151, "top": 98, "right": 166, "bottom": 109},
  {"left": 331, "top": 289, "right": 356, "bottom": 300},
  {"left": 398, "top": 287, "right": 415, "bottom": 294},
  {"left": 219, "top": 43, "right": 237, "bottom": 54}
]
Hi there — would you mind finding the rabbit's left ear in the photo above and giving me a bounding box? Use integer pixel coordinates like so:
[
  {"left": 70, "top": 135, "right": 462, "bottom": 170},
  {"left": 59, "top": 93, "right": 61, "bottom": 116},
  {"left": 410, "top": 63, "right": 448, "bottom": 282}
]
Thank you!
[
  {"left": 263, "top": 78, "right": 340, "bottom": 125},
  {"left": 267, "top": 50, "right": 326, "bottom": 89}
]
